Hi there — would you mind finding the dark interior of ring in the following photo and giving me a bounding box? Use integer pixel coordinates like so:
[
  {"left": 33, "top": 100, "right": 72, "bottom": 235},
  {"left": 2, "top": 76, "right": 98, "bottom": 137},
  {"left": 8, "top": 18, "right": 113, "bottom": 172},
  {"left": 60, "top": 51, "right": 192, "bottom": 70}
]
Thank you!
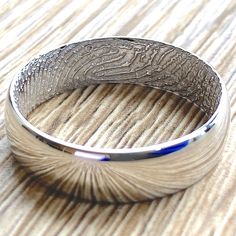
[{"left": 13, "top": 38, "right": 221, "bottom": 118}]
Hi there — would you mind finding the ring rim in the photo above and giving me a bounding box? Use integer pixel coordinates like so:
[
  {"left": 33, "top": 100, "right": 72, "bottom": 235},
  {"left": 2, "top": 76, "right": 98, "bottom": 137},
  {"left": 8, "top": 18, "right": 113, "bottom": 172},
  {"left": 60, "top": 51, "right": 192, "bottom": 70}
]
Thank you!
[{"left": 7, "top": 36, "right": 230, "bottom": 160}]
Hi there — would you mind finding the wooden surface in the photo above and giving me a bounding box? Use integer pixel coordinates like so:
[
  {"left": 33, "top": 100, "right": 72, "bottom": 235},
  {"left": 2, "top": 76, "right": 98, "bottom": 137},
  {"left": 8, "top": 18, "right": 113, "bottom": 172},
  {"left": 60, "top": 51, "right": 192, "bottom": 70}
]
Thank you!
[{"left": 0, "top": 0, "right": 236, "bottom": 235}]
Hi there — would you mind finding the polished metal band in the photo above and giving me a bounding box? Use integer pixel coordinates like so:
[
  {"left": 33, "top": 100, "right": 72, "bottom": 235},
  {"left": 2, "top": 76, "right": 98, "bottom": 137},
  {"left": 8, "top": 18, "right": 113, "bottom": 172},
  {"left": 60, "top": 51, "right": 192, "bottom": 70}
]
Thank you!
[{"left": 5, "top": 37, "right": 230, "bottom": 203}]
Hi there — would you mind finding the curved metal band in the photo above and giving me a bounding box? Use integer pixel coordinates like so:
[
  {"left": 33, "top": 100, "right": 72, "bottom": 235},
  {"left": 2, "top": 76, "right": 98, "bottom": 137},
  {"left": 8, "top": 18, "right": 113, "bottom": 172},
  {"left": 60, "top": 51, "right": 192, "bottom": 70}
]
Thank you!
[{"left": 5, "top": 37, "right": 230, "bottom": 202}]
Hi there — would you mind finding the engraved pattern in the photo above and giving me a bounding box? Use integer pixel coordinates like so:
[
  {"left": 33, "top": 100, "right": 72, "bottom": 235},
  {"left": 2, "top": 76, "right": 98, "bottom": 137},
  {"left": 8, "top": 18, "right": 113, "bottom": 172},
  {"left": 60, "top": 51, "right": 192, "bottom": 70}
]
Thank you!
[{"left": 13, "top": 38, "right": 221, "bottom": 118}]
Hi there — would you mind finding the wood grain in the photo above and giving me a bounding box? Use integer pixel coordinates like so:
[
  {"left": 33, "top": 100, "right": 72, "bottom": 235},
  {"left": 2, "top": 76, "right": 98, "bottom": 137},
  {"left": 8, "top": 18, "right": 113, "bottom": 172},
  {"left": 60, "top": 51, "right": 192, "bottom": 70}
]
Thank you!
[{"left": 0, "top": 0, "right": 236, "bottom": 235}]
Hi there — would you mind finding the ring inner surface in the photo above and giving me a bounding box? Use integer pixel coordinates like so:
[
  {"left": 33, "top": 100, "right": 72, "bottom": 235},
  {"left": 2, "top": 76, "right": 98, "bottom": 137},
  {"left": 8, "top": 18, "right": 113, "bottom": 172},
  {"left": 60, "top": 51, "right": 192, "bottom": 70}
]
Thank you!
[{"left": 12, "top": 38, "right": 221, "bottom": 121}]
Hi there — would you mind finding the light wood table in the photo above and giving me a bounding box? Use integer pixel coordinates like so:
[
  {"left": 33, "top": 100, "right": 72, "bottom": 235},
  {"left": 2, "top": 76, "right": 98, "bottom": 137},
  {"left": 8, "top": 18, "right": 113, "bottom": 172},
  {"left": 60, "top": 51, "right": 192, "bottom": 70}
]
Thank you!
[{"left": 0, "top": 0, "right": 236, "bottom": 235}]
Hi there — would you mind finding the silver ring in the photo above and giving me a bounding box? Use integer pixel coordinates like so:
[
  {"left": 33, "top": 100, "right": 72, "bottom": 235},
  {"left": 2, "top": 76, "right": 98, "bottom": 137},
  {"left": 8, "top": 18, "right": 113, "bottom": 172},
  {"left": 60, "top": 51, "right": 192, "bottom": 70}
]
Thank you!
[{"left": 5, "top": 37, "right": 230, "bottom": 203}]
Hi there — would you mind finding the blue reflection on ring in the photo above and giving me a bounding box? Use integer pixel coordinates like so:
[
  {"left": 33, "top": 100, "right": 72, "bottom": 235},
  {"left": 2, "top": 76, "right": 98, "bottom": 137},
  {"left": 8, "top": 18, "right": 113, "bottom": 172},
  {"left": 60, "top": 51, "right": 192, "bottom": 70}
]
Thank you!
[{"left": 149, "top": 140, "right": 189, "bottom": 157}]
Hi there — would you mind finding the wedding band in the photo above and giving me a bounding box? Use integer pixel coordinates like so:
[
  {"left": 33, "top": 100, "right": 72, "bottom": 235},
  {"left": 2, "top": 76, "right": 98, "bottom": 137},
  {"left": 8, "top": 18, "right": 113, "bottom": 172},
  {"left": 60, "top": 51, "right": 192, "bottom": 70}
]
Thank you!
[{"left": 5, "top": 37, "right": 230, "bottom": 203}]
